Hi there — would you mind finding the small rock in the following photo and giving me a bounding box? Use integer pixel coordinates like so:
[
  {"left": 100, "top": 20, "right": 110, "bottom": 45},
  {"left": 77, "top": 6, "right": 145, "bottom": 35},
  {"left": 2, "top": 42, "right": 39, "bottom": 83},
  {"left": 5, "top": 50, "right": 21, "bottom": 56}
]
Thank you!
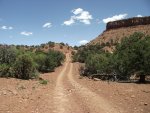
[
  {"left": 124, "top": 97, "right": 129, "bottom": 100},
  {"left": 140, "top": 109, "right": 143, "bottom": 112},
  {"left": 3, "top": 91, "right": 7, "bottom": 95},
  {"left": 38, "top": 96, "right": 40, "bottom": 99},
  {"left": 119, "top": 102, "right": 122, "bottom": 105},
  {"left": 12, "top": 90, "right": 18, "bottom": 95},
  {"left": 142, "top": 90, "right": 150, "bottom": 93},
  {"left": 93, "top": 78, "right": 101, "bottom": 81},
  {"left": 67, "top": 89, "right": 72, "bottom": 93},
  {"left": 19, "top": 100, "right": 23, "bottom": 103},
  {"left": 131, "top": 95, "right": 135, "bottom": 98},
  {"left": 144, "top": 103, "right": 148, "bottom": 106},
  {"left": 22, "top": 95, "right": 29, "bottom": 99}
]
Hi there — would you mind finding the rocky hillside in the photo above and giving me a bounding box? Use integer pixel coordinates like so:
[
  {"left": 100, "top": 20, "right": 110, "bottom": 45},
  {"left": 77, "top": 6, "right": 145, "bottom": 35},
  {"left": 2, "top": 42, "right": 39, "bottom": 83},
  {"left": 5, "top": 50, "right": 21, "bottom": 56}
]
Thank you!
[{"left": 89, "top": 16, "right": 150, "bottom": 52}]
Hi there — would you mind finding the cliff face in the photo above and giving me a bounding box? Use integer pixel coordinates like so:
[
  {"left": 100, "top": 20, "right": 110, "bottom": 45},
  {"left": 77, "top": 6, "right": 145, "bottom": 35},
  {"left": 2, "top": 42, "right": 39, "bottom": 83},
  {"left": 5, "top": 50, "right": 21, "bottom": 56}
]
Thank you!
[
  {"left": 89, "top": 16, "right": 150, "bottom": 52},
  {"left": 106, "top": 16, "right": 150, "bottom": 30}
]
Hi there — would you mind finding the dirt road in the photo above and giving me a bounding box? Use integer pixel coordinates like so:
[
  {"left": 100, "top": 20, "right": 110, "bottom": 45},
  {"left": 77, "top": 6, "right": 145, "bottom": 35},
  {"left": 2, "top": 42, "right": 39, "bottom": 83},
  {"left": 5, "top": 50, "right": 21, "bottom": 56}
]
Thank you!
[
  {"left": 52, "top": 54, "right": 121, "bottom": 113},
  {"left": 0, "top": 54, "right": 150, "bottom": 113}
]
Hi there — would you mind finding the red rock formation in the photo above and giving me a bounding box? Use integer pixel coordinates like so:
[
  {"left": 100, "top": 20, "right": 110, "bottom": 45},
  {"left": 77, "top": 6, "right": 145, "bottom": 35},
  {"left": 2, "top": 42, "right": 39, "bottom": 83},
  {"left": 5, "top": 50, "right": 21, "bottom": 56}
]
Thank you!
[{"left": 106, "top": 16, "right": 150, "bottom": 30}]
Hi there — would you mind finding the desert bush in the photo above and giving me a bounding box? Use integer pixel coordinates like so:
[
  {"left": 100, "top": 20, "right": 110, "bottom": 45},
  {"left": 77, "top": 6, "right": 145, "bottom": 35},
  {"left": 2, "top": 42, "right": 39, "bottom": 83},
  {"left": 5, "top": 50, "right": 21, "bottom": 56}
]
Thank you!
[
  {"left": 34, "top": 53, "right": 47, "bottom": 72},
  {"left": 39, "top": 79, "right": 49, "bottom": 85},
  {"left": 73, "top": 46, "right": 79, "bottom": 50},
  {"left": 60, "top": 42, "right": 65, "bottom": 46},
  {"left": 0, "top": 46, "right": 17, "bottom": 65},
  {"left": 0, "top": 46, "right": 17, "bottom": 77},
  {"left": 75, "top": 32, "right": 150, "bottom": 82},
  {"left": 0, "top": 64, "right": 14, "bottom": 77},
  {"left": 85, "top": 53, "right": 111, "bottom": 75},
  {"left": 46, "top": 50, "right": 65, "bottom": 69},
  {"left": 48, "top": 41, "right": 55, "bottom": 47},
  {"left": 72, "top": 44, "right": 104, "bottom": 63},
  {"left": 34, "top": 50, "right": 65, "bottom": 72},
  {"left": 13, "top": 54, "right": 38, "bottom": 79},
  {"left": 0, "top": 43, "right": 65, "bottom": 79},
  {"left": 113, "top": 32, "right": 150, "bottom": 82}
]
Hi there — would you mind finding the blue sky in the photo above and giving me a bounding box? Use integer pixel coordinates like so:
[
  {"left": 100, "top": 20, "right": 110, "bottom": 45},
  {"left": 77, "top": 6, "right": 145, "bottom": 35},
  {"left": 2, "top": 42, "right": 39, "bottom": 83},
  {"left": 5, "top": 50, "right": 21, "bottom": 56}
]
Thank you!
[{"left": 0, "top": 0, "right": 150, "bottom": 46}]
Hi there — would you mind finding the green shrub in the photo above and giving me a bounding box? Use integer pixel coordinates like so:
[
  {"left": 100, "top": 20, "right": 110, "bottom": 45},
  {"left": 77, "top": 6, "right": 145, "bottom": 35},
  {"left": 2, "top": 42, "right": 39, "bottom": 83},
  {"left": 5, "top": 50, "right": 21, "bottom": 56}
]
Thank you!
[
  {"left": 45, "top": 50, "right": 65, "bottom": 71},
  {"left": 0, "top": 43, "right": 65, "bottom": 79},
  {"left": 39, "top": 79, "right": 49, "bottom": 85},
  {"left": 113, "top": 32, "right": 150, "bottom": 82},
  {"left": 34, "top": 53, "right": 47, "bottom": 72},
  {"left": 76, "top": 32, "right": 150, "bottom": 82},
  {"left": 48, "top": 41, "right": 55, "bottom": 47},
  {"left": 60, "top": 42, "right": 65, "bottom": 46},
  {"left": 72, "top": 44, "right": 104, "bottom": 63},
  {"left": 85, "top": 53, "right": 111, "bottom": 75},
  {"left": 0, "top": 46, "right": 17, "bottom": 65},
  {"left": 14, "top": 54, "right": 38, "bottom": 79},
  {"left": 0, "top": 64, "right": 14, "bottom": 77},
  {"left": 44, "top": 55, "right": 57, "bottom": 72},
  {"left": 34, "top": 50, "right": 65, "bottom": 73}
]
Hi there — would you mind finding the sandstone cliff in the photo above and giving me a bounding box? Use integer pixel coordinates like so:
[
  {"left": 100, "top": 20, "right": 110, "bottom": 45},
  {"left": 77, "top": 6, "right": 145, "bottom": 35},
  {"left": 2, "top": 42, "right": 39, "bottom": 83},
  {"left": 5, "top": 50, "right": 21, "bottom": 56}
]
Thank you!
[
  {"left": 89, "top": 16, "right": 150, "bottom": 52},
  {"left": 106, "top": 16, "right": 150, "bottom": 30}
]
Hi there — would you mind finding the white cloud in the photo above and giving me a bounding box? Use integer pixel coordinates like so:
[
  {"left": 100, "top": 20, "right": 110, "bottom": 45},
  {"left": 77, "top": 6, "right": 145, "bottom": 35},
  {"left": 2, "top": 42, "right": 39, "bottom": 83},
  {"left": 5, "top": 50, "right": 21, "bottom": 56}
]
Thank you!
[
  {"left": 8, "top": 26, "right": 13, "bottom": 30},
  {"left": 79, "top": 40, "right": 89, "bottom": 45},
  {"left": 63, "top": 16, "right": 75, "bottom": 26},
  {"left": 72, "top": 8, "right": 83, "bottom": 15},
  {"left": 43, "top": 22, "right": 52, "bottom": 28},
  {"left": 20, "top": 31, "right": 33, "bottom": 36},
  {"left": 1, "top": 25, "right": 13, "bottom": 30},
  {"left": 80, "top": 19, "right": 91, "bottom": 24},
  {"left": 137, "top": 15, "right": 142, "bottom": 17},
  {"left": 63, "top": 8, "right": 93, "bottom": 26},
  {"left": 1, "top": 26, "right": 7, "bottom": 29},
  {"left": 103, "top": 14, "right": 128, "bottom": 23}
]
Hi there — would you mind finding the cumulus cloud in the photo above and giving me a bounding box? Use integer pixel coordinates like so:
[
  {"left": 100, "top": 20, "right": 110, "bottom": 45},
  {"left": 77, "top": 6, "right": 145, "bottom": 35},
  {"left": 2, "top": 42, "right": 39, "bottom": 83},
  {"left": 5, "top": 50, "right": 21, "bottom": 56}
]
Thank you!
[
  {"left": 103, "top": 14, "right": 128, "bottom": 23},
  {"left": 1, "top": 26, "right": 7, "bottom": 30},
  {"left": 137, "top": 15, "right": 142, "bottom": 17},
  {"left": 63, "top": 8, "right": 93, "bottom": 26},
  {"left": 72, "top": 8, "right": 83, "bottom": 15},
  {"left": 8, "top": 26, "right": 13, "bottom": 30},
  {"left": 20, "top": 31, "right": 33, "bottom": 36},
  {"left": 79, "top": 40, "right": 89, "bottom": 45},
  {"left": 1, "top": 25, "right": 13, "bottom": 30},
  {"left": 43, "top": 22, "right": 52, "bottom": 28},
  {"left": 63, "top": 16, "right": 75, "bottom": 26}
]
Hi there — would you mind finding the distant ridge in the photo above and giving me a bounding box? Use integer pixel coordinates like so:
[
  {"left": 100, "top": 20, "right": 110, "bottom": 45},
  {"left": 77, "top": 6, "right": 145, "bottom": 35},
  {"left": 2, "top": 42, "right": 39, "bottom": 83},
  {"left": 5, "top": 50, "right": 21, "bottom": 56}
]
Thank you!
[{"left": 0, "top": 42, "right": 73, "bottom": 54}]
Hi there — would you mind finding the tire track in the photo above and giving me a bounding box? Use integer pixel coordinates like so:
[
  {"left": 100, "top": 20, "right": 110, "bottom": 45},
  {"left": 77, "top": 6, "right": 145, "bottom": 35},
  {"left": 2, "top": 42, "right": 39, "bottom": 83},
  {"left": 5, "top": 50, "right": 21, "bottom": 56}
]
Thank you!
[
  {"left": 53, "top": 54, "right": 83, "bottom": 113},
  {"left": 53, "top": 56, "right": 70, "bottom": 113},
  {"left": 67, "top": 62, "right": 122, "bottom": 113}
]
